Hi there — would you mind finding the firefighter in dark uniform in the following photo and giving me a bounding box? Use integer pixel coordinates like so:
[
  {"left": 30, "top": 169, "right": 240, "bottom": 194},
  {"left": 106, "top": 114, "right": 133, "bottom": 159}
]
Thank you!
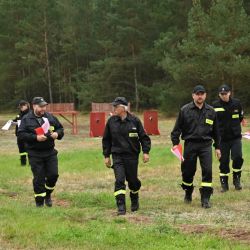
[
  {"left": 12, "top": 100, "right": 30, "bottom": 166},
  {"left": 212, "top": 84, "right": 244, "bottom": 192},
  {"left": 171, "top": 85, "right": 221, "bottom": 208},
  {"left": 102, "top": 97, "right": 151, "bottom": 215},
  {"left": 18, "top": 97, "right": 64, "bottom": 207}
]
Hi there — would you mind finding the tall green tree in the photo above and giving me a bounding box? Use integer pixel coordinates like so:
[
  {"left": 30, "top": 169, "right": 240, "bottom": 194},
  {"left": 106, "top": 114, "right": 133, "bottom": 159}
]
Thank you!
[{"left": 161, "top": 0, "right": 250, "bottom": 106}]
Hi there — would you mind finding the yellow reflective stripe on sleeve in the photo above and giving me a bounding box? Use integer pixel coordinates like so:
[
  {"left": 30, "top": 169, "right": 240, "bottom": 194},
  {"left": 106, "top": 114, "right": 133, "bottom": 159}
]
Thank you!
[
  {"left": 45, "top": 184, "right": 55, "bottom": 190},
  {"left": 182, "top": 181, "right": 193, "bottom": 186},
  {"left": 19, "top": 152, "right": 28, "bottom": 156},
  {"left": 201, "top": 182, "right": 212, "bottom": 187},
  {"left": 214, "top": 108, "right": 225, "bottom": 112},
  {"left": 205, "top": 119, "right": 214, "bottom": 125},
  {"left": 129, "top": 132, "right": 138, "bottom": 137},
  {"left": 130, "top": 190, "right": 139, "bottom": 194},
  {"left": 49, "top": 126, "right": 55, "bottom": 131},
  {"left": 232, "top": 114, "right": 239, "bottom": 119},
  {"left": 114, "top": 190, "right": 126, "bottom": 196},
  {"left": 219, "top": 173, "right": 230, "bottom": 177},
  {"left": 232, "top": 168, "right": 242, "bottom": 173},
  {"left": 34, "top": 192, "right": 46, "bottom": 198}
]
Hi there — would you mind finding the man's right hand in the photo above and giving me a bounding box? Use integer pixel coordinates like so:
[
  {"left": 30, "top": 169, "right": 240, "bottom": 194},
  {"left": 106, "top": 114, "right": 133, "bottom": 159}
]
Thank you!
[
  {"left": 104, "top": 157, "right": 111, "bottom": 168},
  {"left": 37, "top": 135, "right": 47, "bottom": 142}
]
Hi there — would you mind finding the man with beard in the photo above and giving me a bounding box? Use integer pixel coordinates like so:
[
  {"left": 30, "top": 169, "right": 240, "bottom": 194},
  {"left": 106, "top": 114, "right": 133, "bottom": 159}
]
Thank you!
[
  {"left": 171, "top": 85, "right": 221, "bottom": 208},
  {"left": 18, "top": 97, "right": 64, "bottom": 207}
]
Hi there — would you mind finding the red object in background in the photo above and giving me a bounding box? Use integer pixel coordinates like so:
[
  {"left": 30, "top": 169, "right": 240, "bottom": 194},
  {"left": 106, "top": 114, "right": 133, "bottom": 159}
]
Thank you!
[
  {"left": 35, "top": 127, "right": 44, "bottom": 135},
  {"left": 89, "top": 112, "right": 106, "bottom": 137},
  {"left": 143, "top": 110, "right": 160, "bottom": 135}
]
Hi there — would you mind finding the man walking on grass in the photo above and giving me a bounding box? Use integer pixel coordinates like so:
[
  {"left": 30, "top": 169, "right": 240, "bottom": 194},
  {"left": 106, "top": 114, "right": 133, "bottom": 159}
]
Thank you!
[{"left": 171, "top": 85, "right": 221, "bottom": 208}]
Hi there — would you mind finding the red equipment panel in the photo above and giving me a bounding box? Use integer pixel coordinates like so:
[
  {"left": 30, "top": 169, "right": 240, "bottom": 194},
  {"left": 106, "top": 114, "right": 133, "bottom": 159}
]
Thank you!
[
  {"left": 90, "top": 112, "right": 106, "bottom": 137},
  {"left": 143, "top": 110, "right": 160, "bottom": 135}
]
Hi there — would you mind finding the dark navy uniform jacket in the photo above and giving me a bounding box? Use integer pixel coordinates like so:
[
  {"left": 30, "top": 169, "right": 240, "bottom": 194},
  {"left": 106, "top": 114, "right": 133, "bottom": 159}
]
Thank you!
[
  {"left": 102, "top": 112, "right": 151, "bottom": 158},
  {"left": 18, "top": 111, "right": 64, "bottom": 155},
  {"left": 171, "top": 101, "right": 220, "bottom": 149},
  {"left": 212, "top": 98, "right": 244, "bottom": 141}
]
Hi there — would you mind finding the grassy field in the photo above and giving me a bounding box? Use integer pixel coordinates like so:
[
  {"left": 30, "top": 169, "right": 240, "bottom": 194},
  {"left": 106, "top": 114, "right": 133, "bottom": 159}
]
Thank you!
[{"left": 0, "top": 114, "right": 250, "bottom": 250}]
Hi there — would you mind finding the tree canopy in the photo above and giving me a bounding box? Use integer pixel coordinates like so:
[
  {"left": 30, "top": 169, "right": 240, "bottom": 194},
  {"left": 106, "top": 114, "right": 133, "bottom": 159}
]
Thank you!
[{"left": 0, "top": 0, "right": 249, "bottom": 113}]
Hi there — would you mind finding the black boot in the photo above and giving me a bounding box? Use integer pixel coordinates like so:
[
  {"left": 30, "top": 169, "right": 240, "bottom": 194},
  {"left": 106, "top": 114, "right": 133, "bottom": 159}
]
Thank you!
[
  {"left": 20, "top": 155, "right": 27, "bottom": 166},
  {"left": 181, "top": 184, "right": 194, "bottom": 204},
  {"left": 199, "top": 187, "right": 213, "bottom": 209},
  {"left": 35, "top": 196, "right": 44, "bottom": 207},
  {"left": 130, "top": 192, "right": 139, "bottom": 212},
  {"left": 184, "top": 186, "right": 194, "bottom": 204},
  {"left": 220, "top": 176, "right": 229, "bottom": 192},
  {"left": 233, "top": 173, "right": 242, "bottom": 190},
  {"left": 116, "top": 195, "right": 126, "bottom": 215},
  {"left": 45, "top": 193, "right": 53, "bottom": 207}
]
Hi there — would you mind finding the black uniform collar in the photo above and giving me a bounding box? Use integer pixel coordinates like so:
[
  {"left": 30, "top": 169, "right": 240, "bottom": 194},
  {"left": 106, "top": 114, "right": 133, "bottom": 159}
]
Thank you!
[
  {"left": 191, "top": 101, "right": 210, "bottom": 110},
  {"left": 29, "top": 110, "right": 48, "bottom": 119},
  {"left": 219, "top": 97, "right": 232, "bottom": 105},
  {"left": 114, "top": 112, "right": 133, "bottom": 122}
]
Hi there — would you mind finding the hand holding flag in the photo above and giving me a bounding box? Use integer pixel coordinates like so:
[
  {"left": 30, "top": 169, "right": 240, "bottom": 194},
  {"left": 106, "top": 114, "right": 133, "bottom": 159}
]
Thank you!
[{"left": 171, "top": 144, "right": 184, "bottom": 162}]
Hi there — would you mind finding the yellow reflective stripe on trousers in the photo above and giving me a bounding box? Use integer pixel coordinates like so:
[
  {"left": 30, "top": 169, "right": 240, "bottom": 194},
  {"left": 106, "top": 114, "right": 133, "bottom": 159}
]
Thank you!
[
  {"left": 214, "top": 108, "right": 225, "bottom": 112},
  {"left": 219, "top": 173, "right": 230, "bottom": 177},
  {"left": 232, "top": 114, "right": 239, "bottom": 119},
  {"left": 45, "top": 184, "right": 55, "bottom": 190},
  {"left": 114, "top": 190, "right": 126, "bottom": 196},
  {"left": 130, "top": 190, "right": 139, "bottom": 194},
  {"left": 34, "top": 192, "right": 46, "bottom": 198},
  {"left": 205, "top": 119, "right": 214, "bottom": 125},
  {"left": 20, "top": 152, "right": 28, "bottom": 156},
  {"left": 201, "top": 182, "right": 212, "bottom": 187},
  {"left": 232, "top": 168, "right": 242, "bottom": 172},
  {"left": 182, "top": 181, "right": 193, "bottom": 186}
]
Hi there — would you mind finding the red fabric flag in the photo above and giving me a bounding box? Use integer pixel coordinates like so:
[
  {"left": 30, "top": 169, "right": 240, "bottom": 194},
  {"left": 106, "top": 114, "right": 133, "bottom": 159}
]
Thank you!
[
  {"left": 171, "top": 144, "right": 184, "bottom": 162},
  {"left": 35, "top": 127, "right": 44, "bottom": 135}
]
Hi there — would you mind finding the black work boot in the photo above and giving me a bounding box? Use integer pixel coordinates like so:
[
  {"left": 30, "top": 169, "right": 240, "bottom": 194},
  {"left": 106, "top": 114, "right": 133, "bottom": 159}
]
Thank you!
[
  {"left": 35, "top": 196, "right": 44, "bottom": 207},
  {"left": 20, "top": 155, "right": 27, "bottom": 166},
  {"left": 220, "top": 176, "right": 229, "bottom": 193},
  {"left": 116, "top": 195, "right": 126, "bottom": 215},
  {"left": 199, "top": 187, "right": 213, "bottom": 209},
  {"left": 184, "top": 186, "right": 194, "bottom": 204},
  {"left": 45, "top": 193, "right": 53, "bottom": 207},
  {"left": 130, "top": 192, "right": 139, "bottom": 212},
  {"left": 181, "top": 184, "right": 194, "bottom": 204},
  {"left": 233, "top": 173, "right": 242, "bottom": 190}
]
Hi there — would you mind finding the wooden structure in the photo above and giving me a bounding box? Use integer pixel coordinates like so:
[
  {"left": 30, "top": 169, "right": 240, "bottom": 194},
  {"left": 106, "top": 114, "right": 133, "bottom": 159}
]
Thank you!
[
  {"left": 143, "top": 110, "right": 160, "bottom": 135},
  {"left": 46, "top": 103, "right": 78, "bottom": 134},
  {"left": 91, "top": 102, "right": 131, "bottom": 116},
  {"left": 89, "top": 112, "right": 106, "bottom": 137}
]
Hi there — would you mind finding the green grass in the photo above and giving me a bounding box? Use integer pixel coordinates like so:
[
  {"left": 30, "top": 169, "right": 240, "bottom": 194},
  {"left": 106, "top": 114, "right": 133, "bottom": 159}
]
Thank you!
[{"left": 0, "top": 115, "right": 250, "bottom": 249}]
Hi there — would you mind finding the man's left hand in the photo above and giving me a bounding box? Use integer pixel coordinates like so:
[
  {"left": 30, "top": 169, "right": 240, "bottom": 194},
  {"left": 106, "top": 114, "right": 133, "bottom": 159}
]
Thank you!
[
  {"left": 143, "top": 153, "right": 150, "bottom": 163},
  {"left": 215, "top": 149, "right": 221, "bottom": 160},
  {"left": 50, "top": 132, "right": 58, "bottom": 140}
]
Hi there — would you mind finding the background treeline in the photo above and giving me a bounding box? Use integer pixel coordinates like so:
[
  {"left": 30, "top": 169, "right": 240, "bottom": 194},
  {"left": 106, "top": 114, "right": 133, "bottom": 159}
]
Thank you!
[{"left": 0, "top": 0, "right": 249, "bottom": 113}]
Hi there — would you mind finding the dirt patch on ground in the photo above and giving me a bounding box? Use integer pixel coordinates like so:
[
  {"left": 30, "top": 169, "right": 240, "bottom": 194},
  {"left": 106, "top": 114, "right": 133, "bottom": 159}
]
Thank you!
[
  {"left": 126, "top": 213, "right": 153, "bottom": 225},
  {"left": 54, "top": 198, "right": 71, "bottom": 208},
  {"left": 0, "top": 189, "right": 18, "bottom": 198},
  {"left": 178, "top": 224, "right": 250, "bottom": 244}
]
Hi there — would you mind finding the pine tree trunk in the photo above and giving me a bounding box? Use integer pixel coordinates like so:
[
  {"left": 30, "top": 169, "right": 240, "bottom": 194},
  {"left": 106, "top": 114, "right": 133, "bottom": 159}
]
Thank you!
[
  {"left": 44, "top": 10, "right": 53, "bottom": 103},
  {"left": 131, "top": 44, "right": 139, "bottom": 111}
]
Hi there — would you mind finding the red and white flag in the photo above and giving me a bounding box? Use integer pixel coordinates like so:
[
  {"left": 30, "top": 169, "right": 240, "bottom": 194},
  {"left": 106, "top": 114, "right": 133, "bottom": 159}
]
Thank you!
[{"left": 171, "top": 144, "right": 184, "bottom": 162}]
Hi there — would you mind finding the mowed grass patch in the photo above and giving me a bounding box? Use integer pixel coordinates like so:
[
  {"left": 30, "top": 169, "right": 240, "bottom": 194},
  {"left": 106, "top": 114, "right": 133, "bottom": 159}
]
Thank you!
[{"left": 0, "top": 114, "right": 250, "bottom": 249}]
